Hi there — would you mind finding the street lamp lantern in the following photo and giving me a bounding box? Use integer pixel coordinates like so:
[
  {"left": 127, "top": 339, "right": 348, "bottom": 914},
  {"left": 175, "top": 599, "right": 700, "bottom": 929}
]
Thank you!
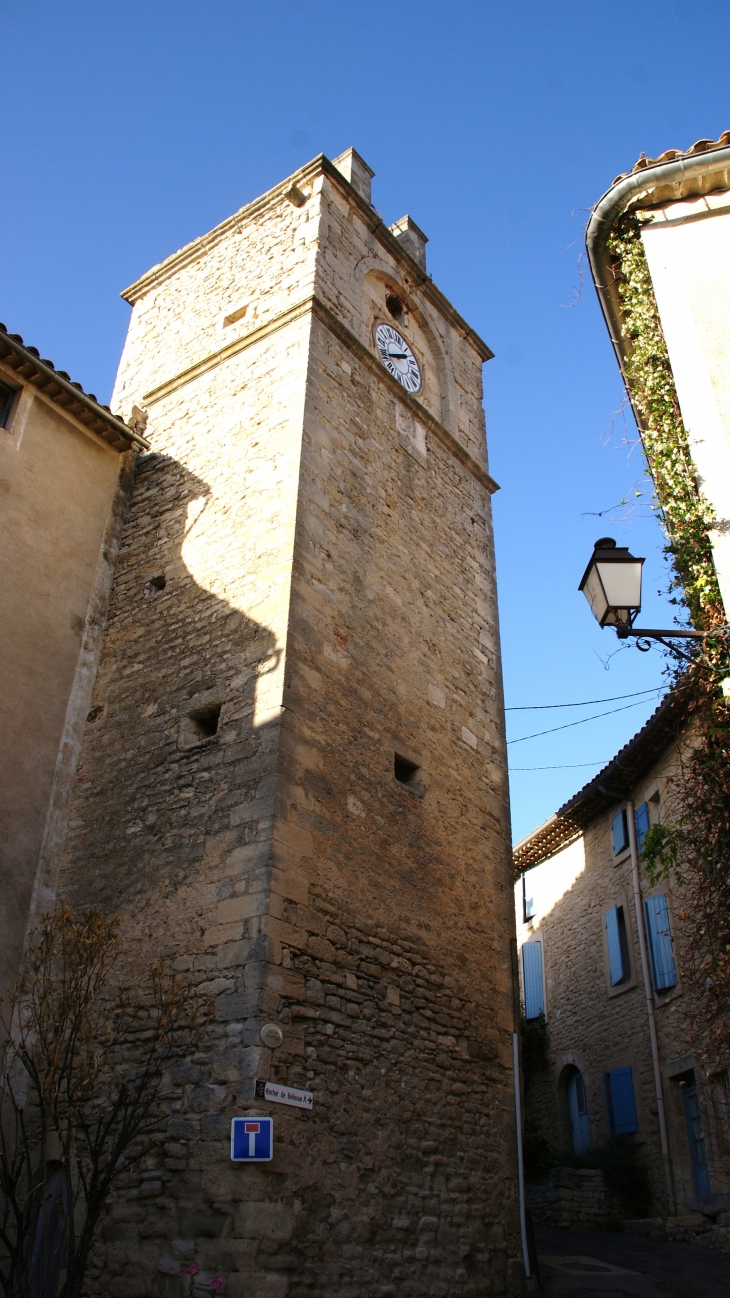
[
  {"left": 579, "top": 537, "right": 644, "bottom": 630},
  {"left": 578, "top": 535, "right": 708, "bottom": 654}
]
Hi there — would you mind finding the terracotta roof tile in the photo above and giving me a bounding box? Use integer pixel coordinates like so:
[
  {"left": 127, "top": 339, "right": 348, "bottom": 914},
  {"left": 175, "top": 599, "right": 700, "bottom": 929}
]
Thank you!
[
  {"left": 512, "top": 682, "right": 692, "bottom": 876},
  {"left": 0, "top": 324, "right": 147, "bottom": 452},
  {"left": 610, "top": 129, "right": 730, "bottom": 188}
]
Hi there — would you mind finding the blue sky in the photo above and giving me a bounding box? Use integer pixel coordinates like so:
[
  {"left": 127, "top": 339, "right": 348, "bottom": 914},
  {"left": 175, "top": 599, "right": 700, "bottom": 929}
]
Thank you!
[{"left": 4, "top": 1, "right": 728, "bottom": 842}]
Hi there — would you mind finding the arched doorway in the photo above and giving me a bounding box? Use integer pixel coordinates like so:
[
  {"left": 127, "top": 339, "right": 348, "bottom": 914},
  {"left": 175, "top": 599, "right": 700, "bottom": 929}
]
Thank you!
[{"left": 566, "top": 1067, "right": 590, "bottom": 1153}]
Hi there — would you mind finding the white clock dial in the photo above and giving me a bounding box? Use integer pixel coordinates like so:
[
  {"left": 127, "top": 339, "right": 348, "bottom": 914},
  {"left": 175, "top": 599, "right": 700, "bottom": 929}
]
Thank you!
[{"left": 375, "top": 323, "right": 422, "bottom": 393}]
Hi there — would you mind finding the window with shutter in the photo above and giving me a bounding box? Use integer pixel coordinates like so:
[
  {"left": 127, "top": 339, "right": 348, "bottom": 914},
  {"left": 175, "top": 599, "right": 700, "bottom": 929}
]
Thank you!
[
  {"left": 645, "top": 894, "right": 677, "bottom": 991},
  {"left": 522, "top": 873, "right": 535, "bottom": 922},
  {"left": 612, "top": 808, "right": 629, "bottom": 855},
  {"left": 521, "top": 942, "right": 545, "bottom": 1020},
  {"left": 605, "top": 1066, "right": 638, "bottom": 1134},
  {"left": 605, "top": 905, "right": 629, "bottom": 985},
  {"left": 635, "top": 801, "right": 650, "bottom": 849}
]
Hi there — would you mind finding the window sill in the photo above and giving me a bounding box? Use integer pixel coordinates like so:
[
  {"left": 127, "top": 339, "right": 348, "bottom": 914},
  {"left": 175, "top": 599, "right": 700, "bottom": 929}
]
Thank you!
[
  {"left": 655, "top": 984, "right": 683, "bottom": 1007},
  {"left": 606, "top": 977, "right": 638, "bottom": 999}
]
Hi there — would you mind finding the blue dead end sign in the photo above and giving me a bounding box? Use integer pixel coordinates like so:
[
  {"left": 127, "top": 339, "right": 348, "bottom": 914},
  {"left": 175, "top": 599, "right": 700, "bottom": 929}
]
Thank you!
[{"left": 230, "top": 1116, "right": 273, "bottom": 1162}]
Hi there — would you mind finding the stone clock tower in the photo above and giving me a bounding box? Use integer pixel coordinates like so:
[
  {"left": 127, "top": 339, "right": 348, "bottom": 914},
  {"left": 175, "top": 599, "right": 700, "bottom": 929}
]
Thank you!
[{"left": 59, "top": 150, "right": 521, "bottom": 1296}]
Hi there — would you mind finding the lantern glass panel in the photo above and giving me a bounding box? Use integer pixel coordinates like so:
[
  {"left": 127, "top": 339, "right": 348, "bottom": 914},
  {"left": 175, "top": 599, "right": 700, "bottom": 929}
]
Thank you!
[
  {"left": 596, "top": 560, "right": 643, "bottom": 613},
  {"left": 582, "top": 566, "right": 609, "bottom": 624}
]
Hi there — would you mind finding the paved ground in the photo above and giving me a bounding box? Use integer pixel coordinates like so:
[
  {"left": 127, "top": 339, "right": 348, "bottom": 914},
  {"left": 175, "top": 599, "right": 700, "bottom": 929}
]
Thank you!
[{"left": 533, "top": 1223, "right": 730, "bottom": 1297}]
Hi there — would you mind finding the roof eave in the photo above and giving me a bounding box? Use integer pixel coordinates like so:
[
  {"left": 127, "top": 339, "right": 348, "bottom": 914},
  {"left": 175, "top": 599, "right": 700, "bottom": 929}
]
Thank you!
[
  {"left": 513, "top": 684, "right": 692, "bottom": 876},
  {"left": 585, "top": 143, "right": 730, "bottom": 384},
  {"left": 0, "top": 328, "right": 147, "bottom": 452}
]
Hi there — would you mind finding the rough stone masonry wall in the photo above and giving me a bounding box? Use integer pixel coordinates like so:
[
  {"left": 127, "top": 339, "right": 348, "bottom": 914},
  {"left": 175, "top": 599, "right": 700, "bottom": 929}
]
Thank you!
[
  {"left": 526, "top": 1168, "right": 622, "bottom": 1229},
  {"left": 113, "top": 176, "right": 321, "bottom": 412},
  {"left": 92, "top": 917, "right": 514, "bottom": 1298},
  {"left": 522, "top": 812, "right": 665, "bottom": 1206},
  {"left": 57, "top": 158, "right": 521, "bottom": 1297},
  {"left": 519, "top": 745, "right": 711, "bottom": 1217},
  {"left": 246, "top": 170, "right": 519, "bottom": 1296},
  {"left": 58, "top": 209, "right": 315, "bottom": 1298}
]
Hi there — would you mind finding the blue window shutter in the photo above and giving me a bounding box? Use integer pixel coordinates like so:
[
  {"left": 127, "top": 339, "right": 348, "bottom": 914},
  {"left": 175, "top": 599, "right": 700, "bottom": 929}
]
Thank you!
[
  {"left": 645, "top": 894, "right": 677, "bottom": 991},
  {"left": 605, "top": 906, "right": 626, "bottom": 985},
  {"left": 521, "top": 942, "right": 545, "bottom": 1020},
  {"left": 612, "top": 809, "right": 629, "bottom": 855},
  {"left": 635, "top": 802, "right": 650, "bottom": 849},
  {"left": 605, "top": 1066, "right": 638, "bottom": 1134}
]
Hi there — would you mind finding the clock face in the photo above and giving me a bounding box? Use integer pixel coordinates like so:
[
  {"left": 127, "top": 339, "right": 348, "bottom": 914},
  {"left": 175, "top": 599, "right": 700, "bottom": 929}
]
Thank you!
[{"left": 375, "top": 323, "right": 422, "bottom": 393}]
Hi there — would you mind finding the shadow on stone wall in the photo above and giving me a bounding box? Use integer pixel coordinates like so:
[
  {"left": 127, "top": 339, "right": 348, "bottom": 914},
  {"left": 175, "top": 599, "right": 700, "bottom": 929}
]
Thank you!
[{"left": 59, "top": 447, "right": 280, "bottom": 935}]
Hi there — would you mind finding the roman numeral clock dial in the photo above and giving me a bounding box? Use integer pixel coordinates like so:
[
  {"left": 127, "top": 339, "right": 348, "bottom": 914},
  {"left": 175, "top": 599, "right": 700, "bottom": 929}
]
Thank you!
[{"left": 375, "top": 323, "right": 422, "bottom": 393}]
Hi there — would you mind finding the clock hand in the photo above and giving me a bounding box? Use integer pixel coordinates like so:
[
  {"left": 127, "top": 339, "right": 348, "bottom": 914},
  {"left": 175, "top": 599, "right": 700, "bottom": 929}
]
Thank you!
[{"left": 388, "top": 352, "right": 408, "bottom": 360}]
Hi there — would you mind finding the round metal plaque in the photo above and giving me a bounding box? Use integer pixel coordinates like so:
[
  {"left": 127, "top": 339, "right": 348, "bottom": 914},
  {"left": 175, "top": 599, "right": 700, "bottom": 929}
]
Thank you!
[{"left": 260, "top": 1023, "right": 284, "bottom": 1049}]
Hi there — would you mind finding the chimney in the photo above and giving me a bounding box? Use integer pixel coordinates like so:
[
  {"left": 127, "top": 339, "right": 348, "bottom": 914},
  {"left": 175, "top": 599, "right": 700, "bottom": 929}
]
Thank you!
[
  {"left": 332, "top": 148, "right": 375, "bottom": 205},
  {"left": 390, "top": 216, "right": 428, "bottom": 271}
]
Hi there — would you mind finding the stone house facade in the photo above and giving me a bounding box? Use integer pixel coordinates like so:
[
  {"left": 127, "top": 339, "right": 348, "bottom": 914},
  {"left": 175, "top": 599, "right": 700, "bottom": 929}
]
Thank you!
[
  {"left": 8, "top": 150, "right": 523, "bottom": 1296},
  {"left": 513, "top": 689, "right": 730, "bottom": 1220},
  {"left": 0, "top": 326, "right": 146, "bottom": 1008}
]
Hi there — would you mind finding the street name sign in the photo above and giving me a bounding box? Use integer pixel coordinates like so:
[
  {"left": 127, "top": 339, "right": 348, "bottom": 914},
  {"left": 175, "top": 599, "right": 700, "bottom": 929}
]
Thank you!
[{"left": 254, "top": 1079, "right": 313, "bottom": 1110}]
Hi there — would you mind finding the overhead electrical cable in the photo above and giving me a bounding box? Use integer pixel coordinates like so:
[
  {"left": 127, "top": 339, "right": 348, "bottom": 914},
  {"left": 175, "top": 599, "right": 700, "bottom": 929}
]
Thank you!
[
  {"left": 507, "top": 697, "right": 659, "bottom": 746},
  {"left": 510, "top": 760, "right": 609, "bottom": 771},
  {"left": 505, "top": 687, "right": 662, "bottom": 712}
]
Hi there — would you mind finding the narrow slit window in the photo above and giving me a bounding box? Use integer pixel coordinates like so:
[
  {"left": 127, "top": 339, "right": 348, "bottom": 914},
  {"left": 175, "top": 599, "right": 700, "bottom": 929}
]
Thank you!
[
  {"left": 394, "top": 753, "right": 420, "bottom": 786},
  {"left": 223, "top": 304, "right": 248, "bottom": 327},
  {"left": 0, "top": 380, "right": 17, "bottom": 429},
  {"left": 145, "top": 574, "right": 167, "bottom": 598},
  {"left": 187, "top": 703, "right": 221, "bottom": 742}
]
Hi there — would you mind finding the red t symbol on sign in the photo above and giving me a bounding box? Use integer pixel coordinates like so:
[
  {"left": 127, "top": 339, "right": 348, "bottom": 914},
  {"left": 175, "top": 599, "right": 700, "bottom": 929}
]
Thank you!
[{"left": 244, "top": 1122, "right": 260, "bottom": 1157}]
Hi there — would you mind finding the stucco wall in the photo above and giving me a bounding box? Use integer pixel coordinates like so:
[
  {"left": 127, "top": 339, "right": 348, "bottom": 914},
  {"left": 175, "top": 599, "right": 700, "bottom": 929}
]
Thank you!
[
  {"left": 0, "top": 382, "right": 124, "bottom": 1005},
  {"left": 641, "top": 193, "right": 730, "bottom": 615}
]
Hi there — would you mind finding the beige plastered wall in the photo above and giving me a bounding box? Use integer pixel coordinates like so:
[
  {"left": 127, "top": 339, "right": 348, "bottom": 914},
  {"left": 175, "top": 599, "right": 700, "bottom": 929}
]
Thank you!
[
  {"left": 641, "top": 193, "right": 730, "bottom": 616},
  {"left": 0, "top": 381, "right": 127, "bottom": 1004}
]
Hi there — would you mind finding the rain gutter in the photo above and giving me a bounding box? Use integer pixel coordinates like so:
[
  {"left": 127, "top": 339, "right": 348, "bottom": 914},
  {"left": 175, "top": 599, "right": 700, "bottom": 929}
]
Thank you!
[{"left": 585, "top": 144, "right": 730, "bottom": 386}]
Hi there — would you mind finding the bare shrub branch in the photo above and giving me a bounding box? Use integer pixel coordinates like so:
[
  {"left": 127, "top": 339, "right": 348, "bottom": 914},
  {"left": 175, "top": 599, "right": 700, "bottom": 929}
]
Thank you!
[{"left": 0, "top": 908, "right": 209, "bottom": 1298}]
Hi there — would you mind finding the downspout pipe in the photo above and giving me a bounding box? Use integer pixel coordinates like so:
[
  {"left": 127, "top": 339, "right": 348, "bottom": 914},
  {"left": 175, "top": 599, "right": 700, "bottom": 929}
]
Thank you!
[
  {"left": 512, "top": 1032, "right": 531, "bottom": 1281},
  {"left": 585, "top": 145, "right": 730, "bottom": 383},
  {"left": 626, "top": 799, "right": 676, "bottom": 1215}
]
